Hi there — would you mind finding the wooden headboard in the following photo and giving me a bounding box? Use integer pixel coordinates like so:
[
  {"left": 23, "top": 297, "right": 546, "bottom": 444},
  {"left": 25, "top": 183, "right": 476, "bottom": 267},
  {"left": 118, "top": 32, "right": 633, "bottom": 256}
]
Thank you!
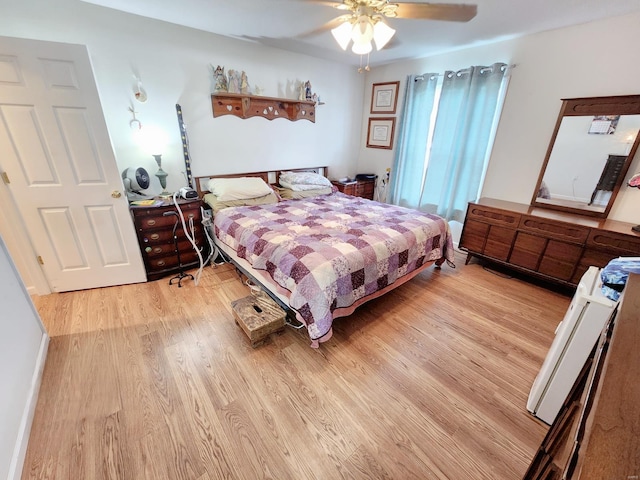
[{"left": 194, "top": 166, "right": 329, "bottom": 198}]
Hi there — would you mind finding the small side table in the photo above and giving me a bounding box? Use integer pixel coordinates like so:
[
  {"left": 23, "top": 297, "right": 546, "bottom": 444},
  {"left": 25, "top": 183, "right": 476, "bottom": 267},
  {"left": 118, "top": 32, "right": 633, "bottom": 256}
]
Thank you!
[
  {"left": 129, "top": 198, "right": 207, "bottom": 281},
  {"left": 331, "top": 178, "right": 375, "bottom": 200}
]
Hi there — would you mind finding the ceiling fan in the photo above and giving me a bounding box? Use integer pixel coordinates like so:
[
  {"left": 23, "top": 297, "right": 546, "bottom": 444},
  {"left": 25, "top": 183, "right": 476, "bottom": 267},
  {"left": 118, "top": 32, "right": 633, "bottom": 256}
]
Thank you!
[{"left": 306, "top": 1, "right": 477, "bottom": 67}]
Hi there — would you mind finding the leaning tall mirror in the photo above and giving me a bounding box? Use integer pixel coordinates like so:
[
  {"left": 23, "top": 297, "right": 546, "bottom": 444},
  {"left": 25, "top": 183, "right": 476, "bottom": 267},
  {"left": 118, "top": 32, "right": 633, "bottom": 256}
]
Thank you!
[{"left": 532, "top": 95, "right": 640, "bottom": 218}]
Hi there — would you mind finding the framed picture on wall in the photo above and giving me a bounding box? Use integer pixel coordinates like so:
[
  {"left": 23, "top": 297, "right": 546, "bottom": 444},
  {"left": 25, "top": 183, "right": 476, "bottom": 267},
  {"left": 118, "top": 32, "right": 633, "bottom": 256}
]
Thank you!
[
  {"left": 366, "top": 117, "right": 396, "bottom": 149},
  {"left": 370, "top": 81, "right": 399, "bottom": 114}
]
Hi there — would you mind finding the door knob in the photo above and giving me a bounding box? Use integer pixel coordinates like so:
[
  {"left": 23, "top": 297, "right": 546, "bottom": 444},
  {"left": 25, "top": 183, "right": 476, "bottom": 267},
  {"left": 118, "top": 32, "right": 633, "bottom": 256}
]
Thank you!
[{"left": 111, "top": 190, "right": 122, "bottom": 198}]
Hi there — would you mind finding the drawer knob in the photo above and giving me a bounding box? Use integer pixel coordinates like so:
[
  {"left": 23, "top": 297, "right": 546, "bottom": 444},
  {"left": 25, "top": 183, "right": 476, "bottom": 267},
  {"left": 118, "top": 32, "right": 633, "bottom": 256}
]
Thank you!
[
  {"left": 147, "top": 219, "right": 156, "bottom": 226},
  {"left": 157, "top": 260, "right": 166, "bottom": 267},
  {"left": 150, "top": 233, "right": 160, "bottom": 240}
]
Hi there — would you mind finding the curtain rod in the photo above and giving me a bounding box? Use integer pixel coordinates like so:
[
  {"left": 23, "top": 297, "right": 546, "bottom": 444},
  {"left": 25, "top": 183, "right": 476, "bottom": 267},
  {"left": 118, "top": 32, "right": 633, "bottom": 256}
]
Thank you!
[{"left": 414, "top": 63, "right": 517, "bottom": 81}]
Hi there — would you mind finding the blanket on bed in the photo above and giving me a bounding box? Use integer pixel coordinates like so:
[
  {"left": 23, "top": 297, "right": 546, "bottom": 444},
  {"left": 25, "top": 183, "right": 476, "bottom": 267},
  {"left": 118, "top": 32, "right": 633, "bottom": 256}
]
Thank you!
[{"left": 214, "top": 192, "right": 454, "bottom": 342}]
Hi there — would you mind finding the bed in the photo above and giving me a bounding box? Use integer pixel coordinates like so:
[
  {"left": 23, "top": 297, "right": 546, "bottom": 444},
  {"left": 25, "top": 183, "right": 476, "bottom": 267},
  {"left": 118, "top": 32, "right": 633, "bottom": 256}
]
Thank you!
[{"left": 195, "top": 167, "right": 455, "bottom": 347}]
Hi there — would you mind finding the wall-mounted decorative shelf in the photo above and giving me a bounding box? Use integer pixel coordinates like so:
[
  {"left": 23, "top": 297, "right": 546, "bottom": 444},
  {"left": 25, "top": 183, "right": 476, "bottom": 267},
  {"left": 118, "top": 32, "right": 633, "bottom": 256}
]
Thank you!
[{"left": 211, "top": 93, "right": 315, "bottom": 123}]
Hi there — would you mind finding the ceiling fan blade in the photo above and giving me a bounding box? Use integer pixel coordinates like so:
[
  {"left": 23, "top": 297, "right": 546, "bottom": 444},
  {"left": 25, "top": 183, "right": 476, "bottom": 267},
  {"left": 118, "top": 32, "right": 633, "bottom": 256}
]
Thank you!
[
  {"left": 297, "top": 0, "right": 347, "bottom": 9},
  {"left": 394, "top": 3, "right": 477, "bottom": 22},
  {"left": 297, "top": 15, "right": 352, "bottom": 38}
]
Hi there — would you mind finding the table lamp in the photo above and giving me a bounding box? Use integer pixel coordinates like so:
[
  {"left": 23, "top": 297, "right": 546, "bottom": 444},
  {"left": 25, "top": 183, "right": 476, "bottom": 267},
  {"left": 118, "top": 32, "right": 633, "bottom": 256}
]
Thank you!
[
  {"left": 629, "top": 172, "right": 640, "bottom": 232},
  {"left": 153, "top": 153, "right": 169, "bottom": 195}
]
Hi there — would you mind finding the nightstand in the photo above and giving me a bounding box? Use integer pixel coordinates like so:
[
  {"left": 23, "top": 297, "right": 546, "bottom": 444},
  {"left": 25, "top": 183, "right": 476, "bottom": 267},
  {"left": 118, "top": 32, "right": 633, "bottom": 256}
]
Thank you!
[
  {"left": 129, "top": 198, "right": 207, "bottom": 281},
  {"left": 331, "top": 178, "right": 375, "bottom": 200}
]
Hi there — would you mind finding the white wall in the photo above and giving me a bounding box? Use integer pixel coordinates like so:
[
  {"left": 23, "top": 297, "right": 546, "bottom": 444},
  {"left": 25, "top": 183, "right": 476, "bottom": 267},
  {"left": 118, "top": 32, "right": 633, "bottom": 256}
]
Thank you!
[
  {"left": 0, "top": 235, "right": 48, "bottom": 480},
  {"left": 0, "top": 0, "right": 364, "bottom": 192},
  {"left": 0, "top": 0, "right": 365, "bottom": 290},
  {"left": 357, "top": 11, "right": 640, "bottom": 224}
]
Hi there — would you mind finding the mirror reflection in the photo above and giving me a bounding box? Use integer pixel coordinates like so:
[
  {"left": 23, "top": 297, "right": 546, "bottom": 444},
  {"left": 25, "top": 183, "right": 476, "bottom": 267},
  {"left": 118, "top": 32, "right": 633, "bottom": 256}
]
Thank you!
[
  {"left": 536, "top": 114, "right": 640, "bottom": 213},
  {"left": 532, "top": 95, "right": 640, "bottom": 218}
]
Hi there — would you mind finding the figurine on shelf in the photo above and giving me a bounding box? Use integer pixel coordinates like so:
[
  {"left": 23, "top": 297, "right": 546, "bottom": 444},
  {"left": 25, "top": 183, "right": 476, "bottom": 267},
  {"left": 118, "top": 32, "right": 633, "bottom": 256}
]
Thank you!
[
  {"left": 304, "top": 80, "right": 313, "bottom": 101},
  {"left": 240, "top": 71, "right": 251, "bottom": 94},
  {"left": 212, "top": 65, "right": 228, "bottom": 93},
  {"left": 254, "top": 85, "right": 264, "bottom": 96},
  {"left": 228, "top": 69, "right": 240, "bottom": 94},
  {"left": 298, "top": 82, "right": 306, "bottom": 101}
]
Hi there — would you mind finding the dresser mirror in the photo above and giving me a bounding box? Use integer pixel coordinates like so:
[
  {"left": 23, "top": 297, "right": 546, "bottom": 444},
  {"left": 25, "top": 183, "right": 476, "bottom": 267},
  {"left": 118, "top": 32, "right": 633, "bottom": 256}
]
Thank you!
[{"left": 531, "top": 95, "right": 640, "bottom": 218}]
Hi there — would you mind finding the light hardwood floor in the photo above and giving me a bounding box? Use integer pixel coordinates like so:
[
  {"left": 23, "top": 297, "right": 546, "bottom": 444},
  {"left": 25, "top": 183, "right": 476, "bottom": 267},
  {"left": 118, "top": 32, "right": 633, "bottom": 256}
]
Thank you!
[{"left": 24, "top": 251, "right": 570, "bottom": 479}]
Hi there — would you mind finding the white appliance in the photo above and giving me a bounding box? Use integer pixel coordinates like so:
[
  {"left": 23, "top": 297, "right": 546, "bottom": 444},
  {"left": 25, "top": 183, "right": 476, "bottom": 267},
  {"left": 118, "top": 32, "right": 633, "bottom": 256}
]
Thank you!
[{"left": 527, "top": 266, "right": 617, "bottom": 425}]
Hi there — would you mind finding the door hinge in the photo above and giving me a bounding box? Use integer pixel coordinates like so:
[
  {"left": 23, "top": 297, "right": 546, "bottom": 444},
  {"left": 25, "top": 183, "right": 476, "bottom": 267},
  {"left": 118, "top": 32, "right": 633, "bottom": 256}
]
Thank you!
[
  {"left": 1, "top": 172, "right": 9, "bottom": 185},
  {"left": 37, "top": 255, "right": 44, "bottom": 265}
]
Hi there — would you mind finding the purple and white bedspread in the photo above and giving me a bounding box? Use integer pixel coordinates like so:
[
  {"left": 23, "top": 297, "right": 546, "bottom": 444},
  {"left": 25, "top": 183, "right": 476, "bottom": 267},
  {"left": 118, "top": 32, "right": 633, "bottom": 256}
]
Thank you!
[{"left": 214, "top": 192, "right": 454, "bottom": 344}]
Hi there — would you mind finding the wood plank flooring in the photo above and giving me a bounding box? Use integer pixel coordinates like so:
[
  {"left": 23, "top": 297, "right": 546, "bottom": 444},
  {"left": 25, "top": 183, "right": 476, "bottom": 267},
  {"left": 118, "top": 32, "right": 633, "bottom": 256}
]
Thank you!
[{"left": 24, "top": 251, "right": 570, "bottom": 479}]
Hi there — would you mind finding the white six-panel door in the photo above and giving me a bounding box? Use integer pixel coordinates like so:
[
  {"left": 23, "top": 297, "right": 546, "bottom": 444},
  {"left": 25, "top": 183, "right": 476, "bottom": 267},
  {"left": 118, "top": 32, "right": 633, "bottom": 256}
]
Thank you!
[{"left": 0, "top": 36, "right": 145, "bottom": 292}]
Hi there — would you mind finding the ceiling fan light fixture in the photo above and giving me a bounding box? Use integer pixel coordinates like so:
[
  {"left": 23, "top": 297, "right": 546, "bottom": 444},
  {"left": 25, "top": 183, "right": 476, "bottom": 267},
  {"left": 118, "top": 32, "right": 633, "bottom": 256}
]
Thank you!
[
  {"left": 351, "top": 15, "right": 374, "bottom": 44},
  {"left": 331, "top": 21, "right": 353, "bottom": 50},
  {"left": 373, "top": 20, "right": 395, "bottom": 50},
  {"left": 351, "top": 40, "right": 373, "bottom": 55}
]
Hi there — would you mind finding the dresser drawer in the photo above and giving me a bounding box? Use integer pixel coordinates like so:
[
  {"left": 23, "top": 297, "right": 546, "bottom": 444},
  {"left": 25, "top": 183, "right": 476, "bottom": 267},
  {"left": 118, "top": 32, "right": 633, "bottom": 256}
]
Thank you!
[
  {"left": 331, "top": 181, "right": 356, "bottom": 195},
  {"left": 131, "top": 201, "right": 201, "bottom": 217},
  {"left": 538, "top": 240, "right": 583, "bottom": 281},
  {"left": 509, "top": 232, "right": 546, "bottom": 270},
  {"left": 141, "top": 239, "right": 201, "bottom": 258},
  {"left": 484, "top": 225, "right": 517, "bottom": 261},
  {"left": 146, "top": 250, "right": 200, "bottom": 272},
  {"left": 356, "top": 180, "right": 375, "bottom": 199},
  {"left": 586, "top": 229, "right": 640, "bottom": 255},
  {"left": 459, "top": 218, "right": 489, "bottom": 253},
  {"left": 466, "top": 204, "right": 521, "bottom": 228},
  {"left": 519, "top": 215, "right": 589, "bottom": 244},
  {"left": 140, "top": 226, "right": 203, "bottom": 245},
  {"left": 134, "top": 210, "right": 200, "bottom": 230}
]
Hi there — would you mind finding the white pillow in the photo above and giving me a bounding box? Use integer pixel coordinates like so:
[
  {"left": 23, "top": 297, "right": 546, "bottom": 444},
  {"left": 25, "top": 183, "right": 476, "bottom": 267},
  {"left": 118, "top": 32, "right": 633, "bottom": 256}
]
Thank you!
[
  {"left": 280, "top": 171, "right": 332, "bottom": 188},
  {"left": 207, "top": 177, "right": 272, "bottom": 201},
  {"left": 279, "top": 179, "right": 329, "bottom": 191}
]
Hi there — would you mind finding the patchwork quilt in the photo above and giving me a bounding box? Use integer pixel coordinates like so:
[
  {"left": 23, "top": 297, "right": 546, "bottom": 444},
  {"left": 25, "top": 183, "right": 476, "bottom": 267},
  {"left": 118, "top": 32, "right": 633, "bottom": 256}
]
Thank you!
[{"left": 214, "top": 192, "right": 454, "bottom": 343}]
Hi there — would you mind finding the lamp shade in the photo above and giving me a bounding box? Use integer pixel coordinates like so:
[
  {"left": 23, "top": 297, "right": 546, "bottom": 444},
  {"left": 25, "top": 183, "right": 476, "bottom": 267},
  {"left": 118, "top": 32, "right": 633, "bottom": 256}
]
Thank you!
[
  {"left": 352, "top": 41, "right": 373, "bottom": 55},
  {"left": 331, "top": 21, "right": 352, "bottom": 50},
  {"left": 373, "top": 20, "right": 396, "bottom": 50},
  {"left": 351, "top": 15, "right": 374, "bottom": 45}
]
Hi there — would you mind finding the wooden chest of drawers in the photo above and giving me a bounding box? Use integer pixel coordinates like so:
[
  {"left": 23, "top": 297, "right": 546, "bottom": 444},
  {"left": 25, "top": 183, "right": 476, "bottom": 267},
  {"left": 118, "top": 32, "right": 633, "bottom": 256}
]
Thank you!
[
  {"left": 459, "top": 198, "right": 640, "bottom": 287},
  {"left": 524, "top": 274, "right": 640, "bottom": 479},
  {"left": 130, "top": 199, "right": 206, "bottom": 281},
  {"left": 331, "top": 178, "right": 375, "bottom": 200}
]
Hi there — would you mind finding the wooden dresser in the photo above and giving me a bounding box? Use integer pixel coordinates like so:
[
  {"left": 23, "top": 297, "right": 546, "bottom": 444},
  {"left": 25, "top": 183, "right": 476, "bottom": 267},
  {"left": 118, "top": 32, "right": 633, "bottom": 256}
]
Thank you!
[
  {"left": 459, "top": 198, "right": 640, "bottom": 287},
  {"left": 130, "top": 199, "right": 206, "bottom": 281},
  {"left": 331, "top": 178, "right": 375, "bottom": 200},
  {"left": 524, "top": 273, "right": 640, "bottom": 479}
]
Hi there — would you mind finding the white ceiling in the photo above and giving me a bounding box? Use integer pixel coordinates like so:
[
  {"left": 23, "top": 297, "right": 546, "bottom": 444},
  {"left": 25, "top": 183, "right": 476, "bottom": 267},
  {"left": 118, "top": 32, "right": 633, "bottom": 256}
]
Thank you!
[{"left": 81, "top": 0, "right": 640, "bottom": 67}]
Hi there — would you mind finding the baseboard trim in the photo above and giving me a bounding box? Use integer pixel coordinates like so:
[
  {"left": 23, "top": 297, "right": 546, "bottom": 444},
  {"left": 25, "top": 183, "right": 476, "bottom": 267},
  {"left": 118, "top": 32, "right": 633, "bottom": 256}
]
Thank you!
[{"left": 8, "top": 333, "right": 49, "bottom": 480}]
